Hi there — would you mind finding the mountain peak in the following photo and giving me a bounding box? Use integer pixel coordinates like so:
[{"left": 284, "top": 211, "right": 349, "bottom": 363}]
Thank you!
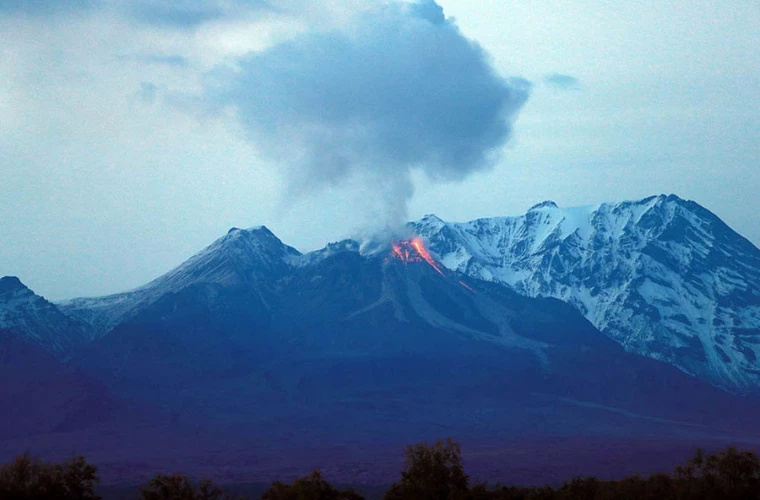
[
  {"left": 147, "top": 225, "right": 302, "bottom": 291},
  {"left": 638, "top": 193, "right": 686, "bottom": 206},
  {"left": 0, "top": 276, "right": 36, "bottom": 302},
  {"left": 420, "top": 214, "right": 443, "bottom": 222},
  {"left": 0, "top": 276, "right": 26, "bottom": 292},
  {"left": 225, "top": 225, "right": 278, "bottom": 239},
  {"left": 0, "top": 277, "right": 89, "bottom": 356},
  {"left": 415, "top": 214, "right": 447, "bottom": 233},
  {"left": 529, "top": 200, "right": 559, "bottom": 211},
  {"left": 662, "top": 193, "right": 686, "bottom": 203},
  {"left": 58, "top": 224, "right": 304, "bottom": 338},
  {"left": 228, "top": 224, "right": 274, "bottom": 234},
  {"left": 410, "top": 195, "right": 760, "bottom": 393}
]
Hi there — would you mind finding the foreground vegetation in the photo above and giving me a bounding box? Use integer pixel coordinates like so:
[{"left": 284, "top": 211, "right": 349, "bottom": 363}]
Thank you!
[{"left": 2, "top": 439, "right": 760, "bottom": 499}]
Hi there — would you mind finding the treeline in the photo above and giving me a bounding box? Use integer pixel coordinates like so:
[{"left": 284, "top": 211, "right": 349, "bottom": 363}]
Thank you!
[{"left": 2, "top": 439, "right": 760, "bottom": 499}]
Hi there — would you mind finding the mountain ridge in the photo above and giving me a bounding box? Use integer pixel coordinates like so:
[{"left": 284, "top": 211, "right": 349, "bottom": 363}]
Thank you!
[
  {"left": 410, "top": 194, "right": 760, "bottom": 392},
  {"left": 4, "top": 193, "right": 759, "bottom": 393},
  {"left": 57, "top": 225, "right": 301, "bottom": 339},
  {"left": 0, "top": 276, "right": 90, "bottom": 356},
  {"left": 3, "top": 195, "right": 760, "bottom": 484}
]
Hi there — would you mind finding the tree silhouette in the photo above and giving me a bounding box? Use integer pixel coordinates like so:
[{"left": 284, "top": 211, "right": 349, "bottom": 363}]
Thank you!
[
  {"left": 674, "top": 446, "right": 760, "bottom": 499},
  {"left": 139, "top": 473, "right": 229, "bottom": 500},
  {"left": 2, "top": 442, "right": 759, "bottom": 499},
  {"left": 262, "top": 469, "right": 363, "bottom": 499},
  {"left": 384, "top": 438, "right": 469, "bottom": 500},
  {"left": 0, "top": 453, "right": 100, "bottom": 500}
]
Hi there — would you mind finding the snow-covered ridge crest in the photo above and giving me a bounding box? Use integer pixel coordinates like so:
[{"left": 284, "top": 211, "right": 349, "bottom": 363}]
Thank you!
[
  {"left": 0, "top": 276, "right": 89, "bottom": 356},
  {"left": 58, "top": 225, "right": 303, "bottom": 338},
  {"left": 54, "top": 226, "right": 421, "bottom": 339},
  {"left": 411, "top": 194, "right": 760, "bottom": 393}
]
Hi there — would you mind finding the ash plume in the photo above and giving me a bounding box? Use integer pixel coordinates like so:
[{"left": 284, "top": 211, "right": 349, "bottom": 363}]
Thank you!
[{"left": 202, "top": 0, "right": 530, "bottom": 227}]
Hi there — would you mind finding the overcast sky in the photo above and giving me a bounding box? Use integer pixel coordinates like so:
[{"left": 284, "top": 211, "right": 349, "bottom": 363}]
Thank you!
[{"left": 1, "top": 0, "right": 758, "bottom": 300}]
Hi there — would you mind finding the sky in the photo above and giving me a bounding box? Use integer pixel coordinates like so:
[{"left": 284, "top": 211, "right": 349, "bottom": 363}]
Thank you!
[{"left": 1, "top": 0, "right": 758, "bottom": 301}]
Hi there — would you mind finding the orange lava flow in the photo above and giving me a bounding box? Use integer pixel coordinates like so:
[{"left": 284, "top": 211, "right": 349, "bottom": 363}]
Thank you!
[
  {"left": 410, "top": 238, "right": 445, "bottom": 275},
  {"left": 391, "top": 237, "right": 445, "bottom": 276}
]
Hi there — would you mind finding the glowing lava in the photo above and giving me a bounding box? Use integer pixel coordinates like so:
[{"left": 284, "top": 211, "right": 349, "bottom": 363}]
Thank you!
[{"left": 391, "top": 237, "right": 445, "bottom": 276}]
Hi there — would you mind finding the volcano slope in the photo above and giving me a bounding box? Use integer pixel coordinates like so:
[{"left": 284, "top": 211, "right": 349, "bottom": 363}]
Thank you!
[{"left": 4, "top": 227, "right": 760, "bottom": 484}]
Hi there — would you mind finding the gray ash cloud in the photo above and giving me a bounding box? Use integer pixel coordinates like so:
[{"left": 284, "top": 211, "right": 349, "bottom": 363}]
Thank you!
[{"left": 200, "top": 0, "right": 530, "bottom": 226}]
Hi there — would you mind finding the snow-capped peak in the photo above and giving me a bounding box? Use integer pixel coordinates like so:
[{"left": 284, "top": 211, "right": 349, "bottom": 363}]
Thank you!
[
  {"left": 58, "top": 226, "right": 302, "bottom": 338},
  {"left": 411, "top": 194, "right": 760, "bottom": 393},
  {"left": 528, "top": 200, "right": 559, "bottom": 211},
  {"left": 147, "top": 225, "right": 301, "bottom": 288}
]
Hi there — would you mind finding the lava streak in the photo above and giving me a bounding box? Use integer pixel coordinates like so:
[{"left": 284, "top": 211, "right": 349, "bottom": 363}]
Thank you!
[{"left": 391, "top": 237, "right": 445, "bottom": 276}]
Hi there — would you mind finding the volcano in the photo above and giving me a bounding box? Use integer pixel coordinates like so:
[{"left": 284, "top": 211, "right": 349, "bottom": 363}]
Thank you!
[
  {"left": 391, "top": 237, "right": 445, "bottom": 276},
  {"left": 3, "top": 221, "right": 760, "bottom": 484}
]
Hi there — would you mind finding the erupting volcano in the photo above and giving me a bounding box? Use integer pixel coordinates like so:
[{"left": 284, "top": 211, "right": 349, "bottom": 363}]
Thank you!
[{"left": 391, "top": 237, "right": 445, "bottom": 276}]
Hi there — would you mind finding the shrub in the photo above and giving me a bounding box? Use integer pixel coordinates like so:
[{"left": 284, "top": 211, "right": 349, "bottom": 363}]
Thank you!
[
  {"left": 0, "top": 453, "right": 100, "bottom": 500},
  {"left": 262, "top": 469, "right": 363, "bottom": 499},
  {"left": 384, "top": 437, "right": 468, "bottom": 500},
  {"left": 674, "top": 446, "right": 760, "bottom": 499},
  {"left": 139, "top": 473, "right": 229, "bottom": 500}
]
